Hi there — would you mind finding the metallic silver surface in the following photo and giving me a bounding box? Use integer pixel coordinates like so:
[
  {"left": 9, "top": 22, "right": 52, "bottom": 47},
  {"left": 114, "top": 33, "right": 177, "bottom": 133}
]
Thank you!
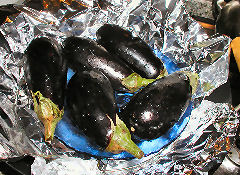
[
  {"left": 214, "top": 156, "right": 240, "bottom": 175},
  {"left": 0, "top": 0, "right": 238, "bottom": 174}
]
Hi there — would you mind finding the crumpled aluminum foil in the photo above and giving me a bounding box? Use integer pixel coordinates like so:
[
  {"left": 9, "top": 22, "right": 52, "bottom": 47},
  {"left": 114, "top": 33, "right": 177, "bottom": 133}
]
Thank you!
[
  {"left": 0, "top": 0, "right": 239, "bottom": 174},
  {"left": 30, "top": 100, "right": 238, "bottom": 175}
]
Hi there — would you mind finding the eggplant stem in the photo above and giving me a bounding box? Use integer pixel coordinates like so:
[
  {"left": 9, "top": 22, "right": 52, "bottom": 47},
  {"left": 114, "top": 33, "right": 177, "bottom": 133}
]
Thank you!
[
  {"left": 31, "top": 91, "right": 64, "bottom": 142},
  {"left": 180, "top": 71, "right": 199, "bottom": 94},
  {"left": 105, "top": 115, "right": 144, "bottom": 159},
  {"left": 122, "top": 68, "right": 167, "bottom": 93}
]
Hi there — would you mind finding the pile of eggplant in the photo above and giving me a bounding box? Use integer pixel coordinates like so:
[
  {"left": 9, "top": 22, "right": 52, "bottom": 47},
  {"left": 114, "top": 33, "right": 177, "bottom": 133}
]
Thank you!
[{"left": 24, "top": 24, "right": 197, "bottom": 159}]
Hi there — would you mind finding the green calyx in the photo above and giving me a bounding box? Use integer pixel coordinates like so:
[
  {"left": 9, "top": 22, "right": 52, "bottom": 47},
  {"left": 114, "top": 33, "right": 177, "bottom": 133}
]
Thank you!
[
  {"left": 122, "top": 68, "right": 168, "bottom": 93},
  {"left": 105, "top": 115, "right": 144, "bottom": 159},
  {"left": 180, "top": 71, "right": 199, "bottom": 94},
  {"left": 31, "top": 91, "right": 64, "bottom": 143}
]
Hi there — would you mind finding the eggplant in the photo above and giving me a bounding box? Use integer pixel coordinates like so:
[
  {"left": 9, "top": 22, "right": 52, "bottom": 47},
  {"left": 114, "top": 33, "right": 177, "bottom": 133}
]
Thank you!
[
  {"left": 24, "top": 37, "right": 67, "bottom": 142},
  {"left": 63, "top": 36, "right": 156, "bottom": 92},
  {"left": 66, "top": 69, "right": 144, "bottom": 159},
  {"left": 119, "top": 72, "right": 194, "bottom": 140},
  {"left": 95, "top": 24, "right": 132, "bottom": 53},
  {"left": 215, "top": 0, "right": 240, "bottom": 39},
  {"left": 96, "top": 24, "right": 166, "bottom": 79}
]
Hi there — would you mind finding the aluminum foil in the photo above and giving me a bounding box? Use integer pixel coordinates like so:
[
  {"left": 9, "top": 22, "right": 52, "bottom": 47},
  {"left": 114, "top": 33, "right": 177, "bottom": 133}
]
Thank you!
[
  {"left": 31, "top": 101, "right": 239, "bottom": 174},
  {"left": 0, "top": 0, "right": 238, "bottom": 174}
]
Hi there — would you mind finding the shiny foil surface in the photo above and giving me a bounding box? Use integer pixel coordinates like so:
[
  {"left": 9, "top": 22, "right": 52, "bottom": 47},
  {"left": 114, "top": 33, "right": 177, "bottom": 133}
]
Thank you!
[{"left": 0, "top": 0, "right": 238, "bottom": 174}]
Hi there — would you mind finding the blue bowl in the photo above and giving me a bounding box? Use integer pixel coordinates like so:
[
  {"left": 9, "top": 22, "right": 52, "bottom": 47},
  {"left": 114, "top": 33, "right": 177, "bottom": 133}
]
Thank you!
[{"left": 55, "top": 51, "right": 192, "bottom": 159}]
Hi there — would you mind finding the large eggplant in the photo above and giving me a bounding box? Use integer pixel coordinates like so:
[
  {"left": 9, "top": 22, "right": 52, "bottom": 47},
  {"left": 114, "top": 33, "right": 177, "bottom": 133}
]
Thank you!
[
  {"left": 63, "top": 36, "right": 156, "bottom": 92},
  {"left": 24, "top": 37, "right": 67, "bottom": 142},
  {"left": 96, "top": 24, "right": 166, "bottom": 79},
  {"left": 66, "top": 69, "right": 144, "bottom": 159},
  {"left": 119, "top": 72, "right": 195, "bottom": 140}
]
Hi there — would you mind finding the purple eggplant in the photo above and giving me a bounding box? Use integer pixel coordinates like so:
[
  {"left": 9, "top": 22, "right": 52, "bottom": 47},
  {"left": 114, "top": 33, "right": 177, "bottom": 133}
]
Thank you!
[
  {"left": 96, "top": 24, "right": 166, "bottom": 79},
  {"left": 24, "top": 37, "right": 67, "bottom": 142},
  {"left": 63, "top": 36, "right": 157, "bottom": 92},
  {"left": 66, "top": 69, "right": 144, "bottom": 159},
  {"left": 119, "top": 72, "right": 193, "bottom": 140}
]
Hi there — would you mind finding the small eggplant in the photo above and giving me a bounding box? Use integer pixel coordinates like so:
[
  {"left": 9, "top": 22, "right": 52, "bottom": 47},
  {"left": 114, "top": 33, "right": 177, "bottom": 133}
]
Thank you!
[
  {"left": 24, "top": 37, "right": 67, "bottom": 142},
  {"left": 96, "top": 24, "right": 166, "bottom": 79},
  {"left": 66, "top": 69, "right": 144, "bottom": 159},
  {"left": 119, "top": 72, "right": 197, "bottom": 140},
  {"left": 63, "top": 36, "right": 157, "bottom": 92}
]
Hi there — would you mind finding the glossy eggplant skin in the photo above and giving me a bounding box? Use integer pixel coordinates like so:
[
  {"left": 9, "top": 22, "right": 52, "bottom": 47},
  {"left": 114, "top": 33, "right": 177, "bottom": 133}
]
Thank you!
[
  {"left": 96, "top": 24, "right": 164, "bottom": 79},
  {"left": 116, "top": 38, "right": 163, "bottom": 79},
  {"left": 63, "top": 36, "right": 134, "bottom": 92},
  {"left": 96, "top": 24, "right": 132, "bottom": 53},
  {"left": 24, "top": 37, "right": 67, "bottom": 142},
  {"left": 119, "top": 72, "right": 192, "bottom": 140},
  {"left": 25, "top": 37, "right": 67, "bottom": 109},
  {"left": 66, "top": 69, "right": 116, "bottom": 149},
  {"left": 215, "top": 0, "right": 240, "bottom": 39},
  {"left": 66, "top": 69, "right": 144, "bottom": 158}
]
